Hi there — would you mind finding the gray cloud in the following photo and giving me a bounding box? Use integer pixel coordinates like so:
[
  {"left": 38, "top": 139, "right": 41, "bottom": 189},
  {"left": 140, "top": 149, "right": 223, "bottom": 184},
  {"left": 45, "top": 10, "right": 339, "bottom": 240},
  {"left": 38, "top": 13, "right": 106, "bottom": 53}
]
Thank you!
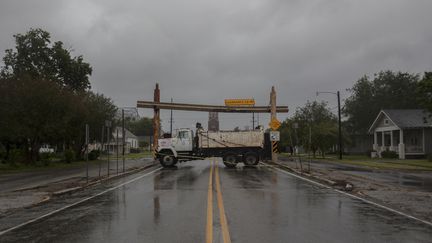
[{"left": 1, "top": 0, "right": 432, "bottom": 131}]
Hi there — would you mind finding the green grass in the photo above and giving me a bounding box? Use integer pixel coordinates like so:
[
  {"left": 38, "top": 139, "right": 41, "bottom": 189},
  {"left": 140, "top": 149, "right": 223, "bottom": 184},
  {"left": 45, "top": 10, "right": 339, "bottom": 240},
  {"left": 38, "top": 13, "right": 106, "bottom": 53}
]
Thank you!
[
  {"left": 314, "top": 155, "right": 432, "bottom": 171},
  {"left": 99, "top": 151, "right": 152, "bottom": 160},
  {"left": 125, "top": 151, "right": 152, "bottom": 159},
  {"left": 0, "top": 150, "right": 153, "bottom": 174},
  {"left": 0, "top": 159, "right": 106, "bottom": 174}
]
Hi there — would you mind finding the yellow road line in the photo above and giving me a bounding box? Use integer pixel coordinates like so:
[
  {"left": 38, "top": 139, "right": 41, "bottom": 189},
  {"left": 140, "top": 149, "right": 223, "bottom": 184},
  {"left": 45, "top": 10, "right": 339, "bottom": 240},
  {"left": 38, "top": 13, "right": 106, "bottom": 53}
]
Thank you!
[
  {"left": 206, "top": 161, "right": 214, "bottom": 243},
  {"left": 215, "top": 160, "right": 232, "bottom": 243}
]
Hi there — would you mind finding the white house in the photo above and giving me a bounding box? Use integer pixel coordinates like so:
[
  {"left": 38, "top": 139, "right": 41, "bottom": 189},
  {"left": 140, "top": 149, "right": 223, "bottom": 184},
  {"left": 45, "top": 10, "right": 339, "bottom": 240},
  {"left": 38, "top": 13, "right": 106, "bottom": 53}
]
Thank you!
[
  {"left": 104, "top": 127, "right": 139, "bottom": 154},
  {"left": 368, "top": 109, "right": 432, "bottom": 159}
]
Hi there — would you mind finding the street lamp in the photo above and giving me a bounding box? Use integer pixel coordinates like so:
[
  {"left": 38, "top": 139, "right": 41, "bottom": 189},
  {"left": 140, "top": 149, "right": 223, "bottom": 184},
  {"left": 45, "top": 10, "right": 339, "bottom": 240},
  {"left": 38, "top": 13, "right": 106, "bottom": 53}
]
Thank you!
[{"left": 316, "top": 91, "right": 343, "bottom": 160}]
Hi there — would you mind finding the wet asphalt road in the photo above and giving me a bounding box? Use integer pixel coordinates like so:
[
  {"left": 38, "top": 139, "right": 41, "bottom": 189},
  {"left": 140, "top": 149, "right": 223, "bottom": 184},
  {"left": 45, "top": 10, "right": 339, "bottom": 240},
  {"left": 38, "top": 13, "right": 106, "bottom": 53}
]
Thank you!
[{"left": 1, "top": 159, "right": 432, "bottom": 243}]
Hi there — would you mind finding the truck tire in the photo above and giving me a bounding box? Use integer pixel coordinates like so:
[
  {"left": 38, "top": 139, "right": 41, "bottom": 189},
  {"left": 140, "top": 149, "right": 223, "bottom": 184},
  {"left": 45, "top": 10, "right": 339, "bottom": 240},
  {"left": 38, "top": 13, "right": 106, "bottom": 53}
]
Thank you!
[
  {"left": 243, "top": 152, "right": 259, "bottom": 166},
  {"left": 223, "top": 153, "right": 237, "bottom": 168},
  {"left": 159, "top": 154, "right": 177, "bottom": 167}
]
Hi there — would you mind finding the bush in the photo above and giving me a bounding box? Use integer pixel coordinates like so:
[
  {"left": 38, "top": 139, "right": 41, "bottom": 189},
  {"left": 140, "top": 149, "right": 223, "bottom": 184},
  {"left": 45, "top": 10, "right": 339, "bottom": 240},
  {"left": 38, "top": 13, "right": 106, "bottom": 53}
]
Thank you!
[
  {"left": 381, "top": 150, "right": 398, "bottom": 159},
  {"left": 88, "top": 150, "right": 100, "bottom": 160},
  {"left": 7, "top": 149, "right": 25, "bottom": 165},
  {"left": 64, "top": 149, "right": 75, "bottom": 163},
  {"left": 139, "top": 141, "right": 149, "bottom": 148},
  {"left": 130, "top": 148, "right": 142, "bottom": 153},
  {"left": 39, "top": 152, "right": 53, "bottom": 166}
]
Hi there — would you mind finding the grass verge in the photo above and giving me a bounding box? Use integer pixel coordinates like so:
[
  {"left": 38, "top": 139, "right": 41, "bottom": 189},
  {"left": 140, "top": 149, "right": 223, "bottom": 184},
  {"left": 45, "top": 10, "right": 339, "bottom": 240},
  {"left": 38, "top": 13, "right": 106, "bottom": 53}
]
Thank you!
[
  {"left": 280, "top": 153, "right": 432, "bottom": 171},
  {"left": 0, "top": 151, "right": 153, "bottom": 174}
]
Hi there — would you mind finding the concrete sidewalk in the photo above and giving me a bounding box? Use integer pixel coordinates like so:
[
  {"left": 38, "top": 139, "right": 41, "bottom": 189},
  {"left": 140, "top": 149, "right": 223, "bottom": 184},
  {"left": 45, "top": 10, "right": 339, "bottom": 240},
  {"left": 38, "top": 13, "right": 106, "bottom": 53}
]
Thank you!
[{"left": 0, "top": 157, "right": 157, "bottom": 214}]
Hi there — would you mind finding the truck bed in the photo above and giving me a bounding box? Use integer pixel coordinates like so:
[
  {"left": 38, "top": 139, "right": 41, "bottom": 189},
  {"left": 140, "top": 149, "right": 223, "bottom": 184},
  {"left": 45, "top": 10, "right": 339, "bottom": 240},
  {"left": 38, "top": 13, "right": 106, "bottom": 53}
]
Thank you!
[{"left": 198, "top": 129, "right": 264, "bottom": 149}]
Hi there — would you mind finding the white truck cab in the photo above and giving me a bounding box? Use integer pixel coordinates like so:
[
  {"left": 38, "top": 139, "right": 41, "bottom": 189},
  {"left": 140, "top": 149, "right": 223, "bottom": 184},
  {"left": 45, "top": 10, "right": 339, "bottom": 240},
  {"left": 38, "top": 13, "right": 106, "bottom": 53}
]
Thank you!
[
  {"left": 158, "top": 129, "right": 194, "bottom": 166},
  {"left": 158, "top": 128, "right": 194, "bottom": 152}
]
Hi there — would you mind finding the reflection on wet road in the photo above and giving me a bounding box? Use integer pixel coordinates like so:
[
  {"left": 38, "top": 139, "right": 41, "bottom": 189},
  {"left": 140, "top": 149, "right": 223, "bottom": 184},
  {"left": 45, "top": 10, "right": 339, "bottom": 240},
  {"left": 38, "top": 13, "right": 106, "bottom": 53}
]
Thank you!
[{"left": 1, "top": 159, "right": 431, "bottom": 242}]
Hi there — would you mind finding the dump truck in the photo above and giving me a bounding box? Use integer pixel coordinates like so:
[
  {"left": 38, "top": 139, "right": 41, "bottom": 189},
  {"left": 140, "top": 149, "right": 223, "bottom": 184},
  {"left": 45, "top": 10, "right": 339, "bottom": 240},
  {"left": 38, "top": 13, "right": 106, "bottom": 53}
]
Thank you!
[{"left": 156, "top": 123, "right": 272, "bottom": 167}]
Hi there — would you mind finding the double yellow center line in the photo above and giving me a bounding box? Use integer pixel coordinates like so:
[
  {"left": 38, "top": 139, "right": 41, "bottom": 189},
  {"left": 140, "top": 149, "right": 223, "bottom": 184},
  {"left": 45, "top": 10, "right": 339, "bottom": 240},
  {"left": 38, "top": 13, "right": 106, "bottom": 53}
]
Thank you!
[{"left": 206, "top": 159, "right": 231, "bottom": 243}]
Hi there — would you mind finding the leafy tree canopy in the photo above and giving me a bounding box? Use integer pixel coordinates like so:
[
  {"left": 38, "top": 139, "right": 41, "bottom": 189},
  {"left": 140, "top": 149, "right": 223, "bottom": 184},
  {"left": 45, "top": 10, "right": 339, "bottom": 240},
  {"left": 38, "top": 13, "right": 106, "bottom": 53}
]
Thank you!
[
  {"left": 280, "top": 101, "right": 345, "bottom": 157},
  {"left": 417, "top": 72, "right": 432, "bottom": 113},
  {"left": 125, "top": 117, "right": 153, "bottom": 137},
  {"left": 343, "top": 70, "right": 422, "bottom": 134},
  {"left": 0, "top": 28, "right": 92, "bottom": 92}
]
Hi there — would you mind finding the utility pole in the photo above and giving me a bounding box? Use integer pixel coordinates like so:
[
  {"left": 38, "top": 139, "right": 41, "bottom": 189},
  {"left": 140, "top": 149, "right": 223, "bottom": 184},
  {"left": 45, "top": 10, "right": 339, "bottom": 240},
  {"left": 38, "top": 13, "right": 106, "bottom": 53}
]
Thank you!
[
  {"left": 100, "top": 125, "right": 104, "bottom": 179},
  {"left": 337, "top": 91, "right": 342, "bottom": 160},
  {"left": 252, "top": 111, "right": 255, "bottom": 130},
  {"left": 122, "top": 109, "right": 125, "bottom": 173},
  {"left": 308, "top": 124, "right": 311, "bottom": 172},
  {"left": 116, "top": 127, "right": 119, "bottom": 175},
  {"left": 270, "top": 86, "right": 278, "bottom": 162},
  {"left": 170, "top": 98, "right": 173, "bottom": 135},
  {"left": 153, "top": 84, "right": 160, "bottom": 158}
]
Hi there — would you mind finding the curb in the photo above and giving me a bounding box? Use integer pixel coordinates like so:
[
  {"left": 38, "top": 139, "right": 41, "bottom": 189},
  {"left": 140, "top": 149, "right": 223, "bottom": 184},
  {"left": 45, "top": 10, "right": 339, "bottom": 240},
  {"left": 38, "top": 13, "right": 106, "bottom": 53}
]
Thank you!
[
  {"left": 51, "top": 161, "right": 158, "bottom": 197},
  {"left": 269, "top": 161, "right": 352, "bottom": 189}
]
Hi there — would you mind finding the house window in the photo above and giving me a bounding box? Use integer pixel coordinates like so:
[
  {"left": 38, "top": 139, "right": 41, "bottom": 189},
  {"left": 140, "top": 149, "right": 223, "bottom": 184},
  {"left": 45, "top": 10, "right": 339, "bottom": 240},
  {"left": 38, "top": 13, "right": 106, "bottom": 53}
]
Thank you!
[{"left": 384, "top": 119, "right": 389, "bottom": 125}]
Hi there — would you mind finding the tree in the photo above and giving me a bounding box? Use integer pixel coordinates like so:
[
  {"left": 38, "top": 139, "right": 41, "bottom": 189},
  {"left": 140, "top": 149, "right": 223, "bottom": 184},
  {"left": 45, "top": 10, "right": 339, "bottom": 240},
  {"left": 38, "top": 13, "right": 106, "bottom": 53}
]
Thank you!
[
  {"left": 417, "top": 72, "right": 432, "bottom": 113},
  {"left": 283, "top": 101, "right": 341, "bottom": 158},
  {"left": 125, "top": 117, "right": 153, "bottom": 137},
  {"left": 0, "top": 29, "right": 116, "bottom": 164},
  {"left": 344, "top": 71, "right": 422, "bottom": 134},
  {"left": 0, "top": 28, "right": 92, "bottom": 92},
  {"left": 278, "top": 119, "right": 295, "bottom": 153},
  {"left": 0, "top": 77, "right": 77, "bottom": 162},
  {"left": 62, "top": 92, "right": 117, "bottom": 159}
]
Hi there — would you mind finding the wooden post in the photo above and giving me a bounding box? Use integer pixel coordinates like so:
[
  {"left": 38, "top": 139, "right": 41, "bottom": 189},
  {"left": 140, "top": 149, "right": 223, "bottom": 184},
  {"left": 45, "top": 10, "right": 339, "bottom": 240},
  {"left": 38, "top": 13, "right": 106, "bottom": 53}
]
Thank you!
[
  {"left": 270, "top": 86, "right": 278, "bottom": 162},
  {"left": 153, "top": 83, "right": 160, "bottom": 159}
]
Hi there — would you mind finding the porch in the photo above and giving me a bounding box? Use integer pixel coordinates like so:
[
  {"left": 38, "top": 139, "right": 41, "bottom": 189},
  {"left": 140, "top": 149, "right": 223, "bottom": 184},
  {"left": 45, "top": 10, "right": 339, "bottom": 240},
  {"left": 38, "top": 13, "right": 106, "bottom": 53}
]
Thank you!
[{"left": 372, "top": 128, "right": 425, "bottom": 159}]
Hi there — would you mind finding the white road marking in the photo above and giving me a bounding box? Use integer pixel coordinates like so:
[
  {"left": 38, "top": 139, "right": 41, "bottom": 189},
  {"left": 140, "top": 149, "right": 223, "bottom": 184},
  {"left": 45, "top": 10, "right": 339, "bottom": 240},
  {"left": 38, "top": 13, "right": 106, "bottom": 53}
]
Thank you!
[
  {"left": 0, "top": 167, "right": 163, "bottom": 236},
  {"left": 261, "top": 162, "right": 432, "bottom": 227}
]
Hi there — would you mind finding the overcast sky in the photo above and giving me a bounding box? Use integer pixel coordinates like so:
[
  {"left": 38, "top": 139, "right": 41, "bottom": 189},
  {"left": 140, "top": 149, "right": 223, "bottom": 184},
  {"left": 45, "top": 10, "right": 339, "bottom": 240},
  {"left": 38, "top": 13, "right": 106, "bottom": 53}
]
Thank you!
[{"left": 1, "top": 0, "right": 432, "bottom": 132}]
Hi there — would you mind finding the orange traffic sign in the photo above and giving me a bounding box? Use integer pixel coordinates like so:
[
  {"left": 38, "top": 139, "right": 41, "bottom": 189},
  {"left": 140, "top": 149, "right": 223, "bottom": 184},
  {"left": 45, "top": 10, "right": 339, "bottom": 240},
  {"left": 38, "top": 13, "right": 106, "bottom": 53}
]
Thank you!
[{"left": 269, "top": 118, "right": 281, "bottom": 130}]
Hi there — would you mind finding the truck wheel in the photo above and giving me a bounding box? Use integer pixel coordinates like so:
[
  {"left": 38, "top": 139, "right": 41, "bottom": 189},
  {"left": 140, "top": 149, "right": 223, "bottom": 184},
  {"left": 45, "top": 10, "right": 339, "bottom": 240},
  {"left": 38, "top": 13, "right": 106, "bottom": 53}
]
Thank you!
[
  {"left": 243, "top": 152, "right": 259, "bottom": 166},
  {"left": 223, "top": 153, "right": 237, "bottom": 168},
  {"left": 160, "top": 154, "right": 177, "bottom": 167}
]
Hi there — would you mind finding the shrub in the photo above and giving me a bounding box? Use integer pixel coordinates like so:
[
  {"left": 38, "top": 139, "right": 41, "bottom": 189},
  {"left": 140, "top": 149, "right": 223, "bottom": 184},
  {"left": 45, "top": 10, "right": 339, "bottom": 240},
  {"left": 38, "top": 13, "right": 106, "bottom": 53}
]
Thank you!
[
  {"left": 88, "top": 150, "right": 100, "bottom": 160},
  {"left": 64, "top": 149, "right": 75, "bottom": 163},
  {"left": 381, "top": 150, "right": 398, "bottom": 159},
  {"left": 39, "top": 152, "right": 53, "bottom": 166},
  {"left": 139, "top": 141, "right": 149, "bottom": 148},
  {"left": 130, "top": 148, "right": 142, "bottom": 153},
  {"left": 7, "top": 149, "right": 25, "bottom": 165}
]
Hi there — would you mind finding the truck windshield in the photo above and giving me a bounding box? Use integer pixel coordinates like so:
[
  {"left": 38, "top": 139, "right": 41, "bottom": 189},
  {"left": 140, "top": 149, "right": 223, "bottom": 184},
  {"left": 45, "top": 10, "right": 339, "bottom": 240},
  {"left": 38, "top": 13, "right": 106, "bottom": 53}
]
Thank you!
[{"left": 177, "top": 131, "right": 189, "bottom": 139}]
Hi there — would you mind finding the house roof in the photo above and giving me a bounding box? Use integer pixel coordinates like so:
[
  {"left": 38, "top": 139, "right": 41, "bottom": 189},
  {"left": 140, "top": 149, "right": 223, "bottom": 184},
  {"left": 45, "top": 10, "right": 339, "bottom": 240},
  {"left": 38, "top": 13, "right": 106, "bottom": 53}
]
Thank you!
[
  {"left": 368, "top": 109, "right": 432, "bottom": 133},
  {"left": 113, "top": 127, "right": 137, "bottom": 139}
]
